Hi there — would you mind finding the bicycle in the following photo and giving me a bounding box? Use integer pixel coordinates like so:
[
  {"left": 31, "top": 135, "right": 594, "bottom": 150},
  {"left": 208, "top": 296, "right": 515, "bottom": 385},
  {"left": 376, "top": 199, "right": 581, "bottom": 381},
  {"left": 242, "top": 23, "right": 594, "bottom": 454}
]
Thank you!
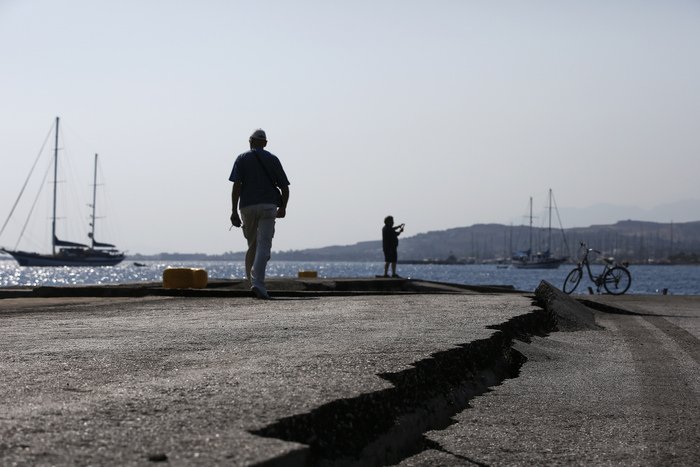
[{"left": 562, "top": 242, "right": 632, "bottom": 295}]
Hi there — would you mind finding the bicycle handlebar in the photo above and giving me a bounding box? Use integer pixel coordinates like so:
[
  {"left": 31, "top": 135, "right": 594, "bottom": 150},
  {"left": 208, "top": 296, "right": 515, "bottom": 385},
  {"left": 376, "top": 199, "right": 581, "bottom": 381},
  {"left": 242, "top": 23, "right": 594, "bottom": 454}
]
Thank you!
[{"left": 579, "top": 242, "right": 601, "bottom": 255}]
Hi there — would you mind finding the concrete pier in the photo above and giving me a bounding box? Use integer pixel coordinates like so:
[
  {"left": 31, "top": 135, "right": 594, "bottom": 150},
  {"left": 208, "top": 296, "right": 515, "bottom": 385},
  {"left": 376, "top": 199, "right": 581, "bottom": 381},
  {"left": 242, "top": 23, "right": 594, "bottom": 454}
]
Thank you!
[{"left": 0, "top": 279, "right": 698, "bottom": 465}]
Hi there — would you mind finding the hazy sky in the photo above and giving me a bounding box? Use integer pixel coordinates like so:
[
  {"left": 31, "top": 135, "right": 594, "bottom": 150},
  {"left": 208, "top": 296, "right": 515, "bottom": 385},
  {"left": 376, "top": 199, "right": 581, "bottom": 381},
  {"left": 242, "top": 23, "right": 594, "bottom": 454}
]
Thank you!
[{"left": 1, "top": 1, "right": 698, "bottom": 255}]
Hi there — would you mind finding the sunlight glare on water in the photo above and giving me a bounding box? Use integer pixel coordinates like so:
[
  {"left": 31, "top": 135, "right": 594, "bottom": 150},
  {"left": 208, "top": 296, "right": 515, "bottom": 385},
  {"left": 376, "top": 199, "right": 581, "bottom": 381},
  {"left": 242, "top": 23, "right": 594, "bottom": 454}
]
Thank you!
[{"left": 1, "top": 259, "right": 699, "bottom": 295}]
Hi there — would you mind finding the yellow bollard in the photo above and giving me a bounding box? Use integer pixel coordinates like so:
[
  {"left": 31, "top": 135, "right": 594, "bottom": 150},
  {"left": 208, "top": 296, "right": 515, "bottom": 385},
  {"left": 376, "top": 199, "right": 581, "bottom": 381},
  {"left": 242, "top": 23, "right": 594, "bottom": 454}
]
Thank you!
[
  {"left": 163, "top": 268, "right": 208, "bottom": 289},
  {"left": 191, "top": 268, "right": 208, "bottom": 288},
  {"left": 297, "top": 270, "right": 318, "bottom": 278}
]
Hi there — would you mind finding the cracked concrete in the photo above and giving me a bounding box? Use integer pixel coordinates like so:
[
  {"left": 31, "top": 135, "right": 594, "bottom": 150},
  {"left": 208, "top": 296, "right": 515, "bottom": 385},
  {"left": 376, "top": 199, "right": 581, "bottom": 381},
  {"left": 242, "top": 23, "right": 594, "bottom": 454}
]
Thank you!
[
  {"left": 1, "top": 283, "right": 540, "bottom": 466},
  {"left": 400, "top": 286, "right": 700, "bottom": 466},
  {"left": 1, "top": 280, "right": 698, "bottom": 465}
]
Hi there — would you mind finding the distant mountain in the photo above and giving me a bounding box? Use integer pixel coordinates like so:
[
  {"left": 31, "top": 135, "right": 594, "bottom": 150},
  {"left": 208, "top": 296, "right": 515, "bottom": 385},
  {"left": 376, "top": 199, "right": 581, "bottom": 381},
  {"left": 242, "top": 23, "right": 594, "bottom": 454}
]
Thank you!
[
  {"left": 274, "top": 220, "right": 700, "bottom": 263},
  {"left": 123, "top": 218, "right": 700, "bottom": 264}
]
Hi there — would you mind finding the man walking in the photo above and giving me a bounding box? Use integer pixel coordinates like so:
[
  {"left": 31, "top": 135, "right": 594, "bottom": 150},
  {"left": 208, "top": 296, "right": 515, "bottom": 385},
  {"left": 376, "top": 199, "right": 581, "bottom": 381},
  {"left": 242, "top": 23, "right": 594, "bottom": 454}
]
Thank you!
[{"left": 229, "top": 129, "right": 290, "bottom": 299}]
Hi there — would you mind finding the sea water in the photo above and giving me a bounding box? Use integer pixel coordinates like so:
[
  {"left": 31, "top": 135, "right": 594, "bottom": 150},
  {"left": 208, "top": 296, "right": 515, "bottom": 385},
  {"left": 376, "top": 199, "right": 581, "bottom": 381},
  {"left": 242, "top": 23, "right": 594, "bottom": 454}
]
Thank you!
[{"left": 1, "top": 259, "right": 699, "bottom": 295}]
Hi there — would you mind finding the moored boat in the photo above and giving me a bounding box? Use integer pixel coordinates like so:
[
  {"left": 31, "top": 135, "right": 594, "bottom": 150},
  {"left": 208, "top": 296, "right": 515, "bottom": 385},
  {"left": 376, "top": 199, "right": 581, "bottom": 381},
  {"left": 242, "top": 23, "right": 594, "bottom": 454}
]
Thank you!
[
  {"left": 511, "top": 189, "right": 568, "bottom": 269},
  {"left": 1, "top": 117, "right": 124, "bottom": 267}
]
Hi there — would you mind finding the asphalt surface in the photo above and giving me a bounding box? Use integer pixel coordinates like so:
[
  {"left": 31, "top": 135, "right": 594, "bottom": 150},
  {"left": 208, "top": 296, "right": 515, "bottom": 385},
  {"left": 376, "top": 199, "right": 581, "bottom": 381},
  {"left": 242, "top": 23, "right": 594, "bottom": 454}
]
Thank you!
[
  {"left": 1, "top": 281, "right": 698, "bottom": 466},
  {"left": 401, "top": 291, "right": 700, "bottom": 466}
]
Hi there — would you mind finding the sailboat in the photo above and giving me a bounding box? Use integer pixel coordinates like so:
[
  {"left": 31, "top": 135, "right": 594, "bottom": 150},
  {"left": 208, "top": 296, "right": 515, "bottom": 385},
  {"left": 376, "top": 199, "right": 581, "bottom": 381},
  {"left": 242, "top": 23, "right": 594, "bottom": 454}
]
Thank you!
[
  {"left": 511, "top": 189, "right": 567, "bottom": 269},
  {"left": 1, "top": 117, "right": 125, "bottom": 266}
]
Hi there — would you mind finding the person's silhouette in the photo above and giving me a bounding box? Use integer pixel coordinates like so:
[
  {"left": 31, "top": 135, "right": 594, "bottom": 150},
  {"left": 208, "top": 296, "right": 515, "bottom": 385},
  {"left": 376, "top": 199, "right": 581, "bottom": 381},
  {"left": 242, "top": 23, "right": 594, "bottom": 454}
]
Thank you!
[{"left": 382, "top": 216, "right": 404, "bottom": 277}]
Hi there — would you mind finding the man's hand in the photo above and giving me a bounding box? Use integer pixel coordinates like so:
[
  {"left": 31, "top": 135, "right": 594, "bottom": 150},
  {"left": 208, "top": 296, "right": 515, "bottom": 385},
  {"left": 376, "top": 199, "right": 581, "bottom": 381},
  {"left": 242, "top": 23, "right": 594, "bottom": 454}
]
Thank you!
[
  {"left": 230, "top": 211, "right": 242, "bottom": 228},
  {"left": 276, "top": 206, "right": 286, "bottom": 219}
]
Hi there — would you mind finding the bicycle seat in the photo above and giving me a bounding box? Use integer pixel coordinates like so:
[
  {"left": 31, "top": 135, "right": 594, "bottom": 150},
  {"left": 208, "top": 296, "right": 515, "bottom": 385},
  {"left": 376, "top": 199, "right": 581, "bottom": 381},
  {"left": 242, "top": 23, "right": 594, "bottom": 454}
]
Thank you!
[{"left": 604, "top": 257, "right": 615, "bottom": 265}]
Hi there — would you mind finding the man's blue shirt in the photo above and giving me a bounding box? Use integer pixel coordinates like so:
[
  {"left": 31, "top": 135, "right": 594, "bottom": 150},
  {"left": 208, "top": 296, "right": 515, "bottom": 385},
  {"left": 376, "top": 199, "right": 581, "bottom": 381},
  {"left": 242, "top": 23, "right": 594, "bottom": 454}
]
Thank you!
[{"left": 229, "top": 149, "right": 290, "bottom": 208}]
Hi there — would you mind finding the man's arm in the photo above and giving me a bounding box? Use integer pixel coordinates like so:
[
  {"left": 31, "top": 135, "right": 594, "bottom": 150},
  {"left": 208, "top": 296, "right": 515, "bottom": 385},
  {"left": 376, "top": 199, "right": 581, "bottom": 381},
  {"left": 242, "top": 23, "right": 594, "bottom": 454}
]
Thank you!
[
  {"left": 277, "top": 186, "right": 290, "bottom": 218},
  {"left": 230, "top": 181, "right": 242, "bottom": 227}
]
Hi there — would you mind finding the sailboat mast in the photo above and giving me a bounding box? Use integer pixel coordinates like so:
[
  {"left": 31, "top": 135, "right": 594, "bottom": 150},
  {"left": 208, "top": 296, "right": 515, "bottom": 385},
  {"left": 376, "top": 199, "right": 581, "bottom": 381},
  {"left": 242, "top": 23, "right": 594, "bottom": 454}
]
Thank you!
[
  {"left": 548, "top": 188, "right": 553, "bottom": 252},
  {"left": 90, "top": 153, "right": 98, "bottom": 249},
  {"left": 528, "top": 196, "right": 533, "bottom": 257},
  {"left": 51, "top": 117, "right": 59, "bottom": 255}
]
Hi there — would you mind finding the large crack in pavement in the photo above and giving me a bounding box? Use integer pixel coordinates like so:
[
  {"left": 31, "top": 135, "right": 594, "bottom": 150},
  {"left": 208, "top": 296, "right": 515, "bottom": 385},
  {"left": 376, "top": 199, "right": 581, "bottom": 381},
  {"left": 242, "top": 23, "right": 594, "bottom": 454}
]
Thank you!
[{"left": 251, "top": 290, "right": 558, "bottom": 466}]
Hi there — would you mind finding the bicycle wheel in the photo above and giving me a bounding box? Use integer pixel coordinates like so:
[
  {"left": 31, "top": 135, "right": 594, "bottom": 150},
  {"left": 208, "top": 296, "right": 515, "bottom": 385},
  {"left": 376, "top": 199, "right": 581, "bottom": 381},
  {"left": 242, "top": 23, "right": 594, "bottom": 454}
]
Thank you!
[
  {"left": 563, "top": 267, "right": 582, "bottom": 294},
  {"left": 603, "top": 266, "right": 631, "bottom": 295}
]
